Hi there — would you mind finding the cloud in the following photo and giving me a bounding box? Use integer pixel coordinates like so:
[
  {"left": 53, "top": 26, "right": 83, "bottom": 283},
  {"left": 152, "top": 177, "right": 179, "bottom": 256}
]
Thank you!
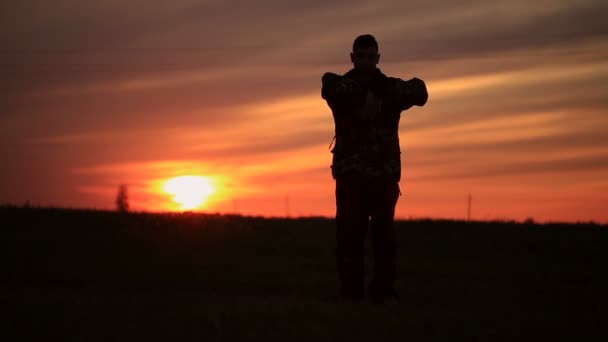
[
  {"left": 3, "top": 1, "right": 606, "bottom": 128},
  {"left": 4, "top": 0, "right": 606, "bottom": 97},
  {"left": 407, "top": 152, "right": 608, "bottom": 182},
  {"left": 1, "top": 0, "right": 608, "bottom": 221}
]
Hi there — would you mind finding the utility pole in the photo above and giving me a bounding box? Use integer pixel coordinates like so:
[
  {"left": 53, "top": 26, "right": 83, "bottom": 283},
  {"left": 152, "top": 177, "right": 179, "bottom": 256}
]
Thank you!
[
  {"left": 285, "top": 195, "right": 291, "bottom": 218},
  {"left": 467, "top": 192, "right": 472, "bottom": 222}
]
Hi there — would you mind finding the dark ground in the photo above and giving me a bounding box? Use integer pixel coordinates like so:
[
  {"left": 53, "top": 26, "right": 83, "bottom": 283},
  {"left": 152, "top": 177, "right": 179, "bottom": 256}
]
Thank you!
[{"left": 2, "top": 206, "right": 607, "bottom": 341}]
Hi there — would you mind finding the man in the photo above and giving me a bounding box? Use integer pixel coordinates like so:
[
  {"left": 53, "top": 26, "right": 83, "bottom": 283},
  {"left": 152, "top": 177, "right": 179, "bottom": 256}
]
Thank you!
[{"left": 321, "top": 34, "right": 428, "bottom": 304}]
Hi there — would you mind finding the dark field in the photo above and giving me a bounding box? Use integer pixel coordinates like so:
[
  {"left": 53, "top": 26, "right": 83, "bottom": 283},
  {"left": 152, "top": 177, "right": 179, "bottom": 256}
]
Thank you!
[{"left": 2, "top": 206, "right": 607, "bottom": 341}]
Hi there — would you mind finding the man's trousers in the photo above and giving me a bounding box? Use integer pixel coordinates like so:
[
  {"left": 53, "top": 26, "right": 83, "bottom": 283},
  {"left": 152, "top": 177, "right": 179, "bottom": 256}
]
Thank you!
[{"left": 335, "top": 176, "right": 401, "bottom": 300}]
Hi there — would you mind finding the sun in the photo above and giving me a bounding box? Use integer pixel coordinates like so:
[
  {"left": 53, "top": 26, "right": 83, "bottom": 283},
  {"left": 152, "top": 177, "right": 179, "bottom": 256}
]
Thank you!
[{"left": 163, "top": 175, "right": 216, "bottom": 210}]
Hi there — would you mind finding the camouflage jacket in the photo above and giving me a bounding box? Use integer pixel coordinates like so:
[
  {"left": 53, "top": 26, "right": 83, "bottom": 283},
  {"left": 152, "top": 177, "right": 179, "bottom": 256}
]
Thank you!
[{"left": 321, "top": 67, "right": 428, "bottom": 183}]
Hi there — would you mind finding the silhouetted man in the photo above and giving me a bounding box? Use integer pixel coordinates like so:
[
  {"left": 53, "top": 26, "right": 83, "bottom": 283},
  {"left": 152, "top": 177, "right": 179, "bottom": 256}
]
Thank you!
[{"left": 321, "top": 34, "right": 428, "bottom": 304}]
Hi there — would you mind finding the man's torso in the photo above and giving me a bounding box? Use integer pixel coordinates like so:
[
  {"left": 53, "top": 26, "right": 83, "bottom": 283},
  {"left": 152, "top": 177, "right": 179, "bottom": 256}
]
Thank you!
[{"left": 326, "top": 68, "right": 403, "bottom": 183}]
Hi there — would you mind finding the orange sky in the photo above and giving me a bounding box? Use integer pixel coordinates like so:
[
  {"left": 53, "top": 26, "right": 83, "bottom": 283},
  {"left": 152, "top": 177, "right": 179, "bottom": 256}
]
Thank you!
[{"left": 1, "top": 1, "right": 607, "bottom": 223}]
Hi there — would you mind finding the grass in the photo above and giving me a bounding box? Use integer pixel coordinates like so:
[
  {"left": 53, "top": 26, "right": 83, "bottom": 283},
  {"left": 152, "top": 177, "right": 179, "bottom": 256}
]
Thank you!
[{"left": 2, "top": 206, "right": 607, "bottom": 341}]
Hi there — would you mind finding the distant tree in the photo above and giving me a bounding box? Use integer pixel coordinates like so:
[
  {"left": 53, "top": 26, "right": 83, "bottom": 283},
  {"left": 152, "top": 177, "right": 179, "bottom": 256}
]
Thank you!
[{"left": 116, "top": 184, "right": 129, "bottom": 213}]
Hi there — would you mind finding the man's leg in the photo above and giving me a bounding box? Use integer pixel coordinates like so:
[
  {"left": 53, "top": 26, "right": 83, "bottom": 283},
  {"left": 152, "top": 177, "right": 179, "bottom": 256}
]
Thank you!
[
  {"left": 335, "top": 177, "right": 369, "bottom": 300},
  {"left": 369, "top": 181, "right": 400, "bottom": 303}
]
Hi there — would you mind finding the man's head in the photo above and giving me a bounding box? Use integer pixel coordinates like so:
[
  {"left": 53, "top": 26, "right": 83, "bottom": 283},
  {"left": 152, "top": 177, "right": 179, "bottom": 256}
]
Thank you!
[{"left": 350, "top": 34, "right": 380, "bottom": 72}]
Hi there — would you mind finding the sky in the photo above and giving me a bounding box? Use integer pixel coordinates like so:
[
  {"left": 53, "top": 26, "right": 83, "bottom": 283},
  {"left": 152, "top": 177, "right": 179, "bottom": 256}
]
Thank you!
[{"left": 1, "top": 0, "right": 607, "bottom": 223}]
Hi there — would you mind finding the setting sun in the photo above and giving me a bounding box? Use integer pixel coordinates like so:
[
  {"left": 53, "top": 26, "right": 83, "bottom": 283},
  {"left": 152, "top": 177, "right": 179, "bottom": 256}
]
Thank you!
[{"left": 163, "top": 175, "right": 216, "bottom": 210}]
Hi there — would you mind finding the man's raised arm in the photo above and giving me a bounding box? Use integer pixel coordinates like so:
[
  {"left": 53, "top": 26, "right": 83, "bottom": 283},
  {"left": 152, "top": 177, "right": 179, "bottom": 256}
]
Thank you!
[{"left": 390, "top": 77, "right": 428, "bottom": 111}]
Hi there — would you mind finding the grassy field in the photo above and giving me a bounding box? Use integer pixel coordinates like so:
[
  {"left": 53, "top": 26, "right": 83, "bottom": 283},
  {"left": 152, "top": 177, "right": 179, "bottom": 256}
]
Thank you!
[{"left": 2, "top": 206, "right": 607, "bottom": 341}]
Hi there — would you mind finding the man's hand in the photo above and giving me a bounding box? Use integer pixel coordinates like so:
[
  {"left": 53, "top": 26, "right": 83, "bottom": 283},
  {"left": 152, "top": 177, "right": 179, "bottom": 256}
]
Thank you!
[
  {"left": 389, "top": 77, "right": 428, "bottom": 108},
  {"left": 322, "top": 72, "right": 361, "bottom": 99},
  {"left": 403, "top": 77, "right": 427, "bottom": 106}
]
